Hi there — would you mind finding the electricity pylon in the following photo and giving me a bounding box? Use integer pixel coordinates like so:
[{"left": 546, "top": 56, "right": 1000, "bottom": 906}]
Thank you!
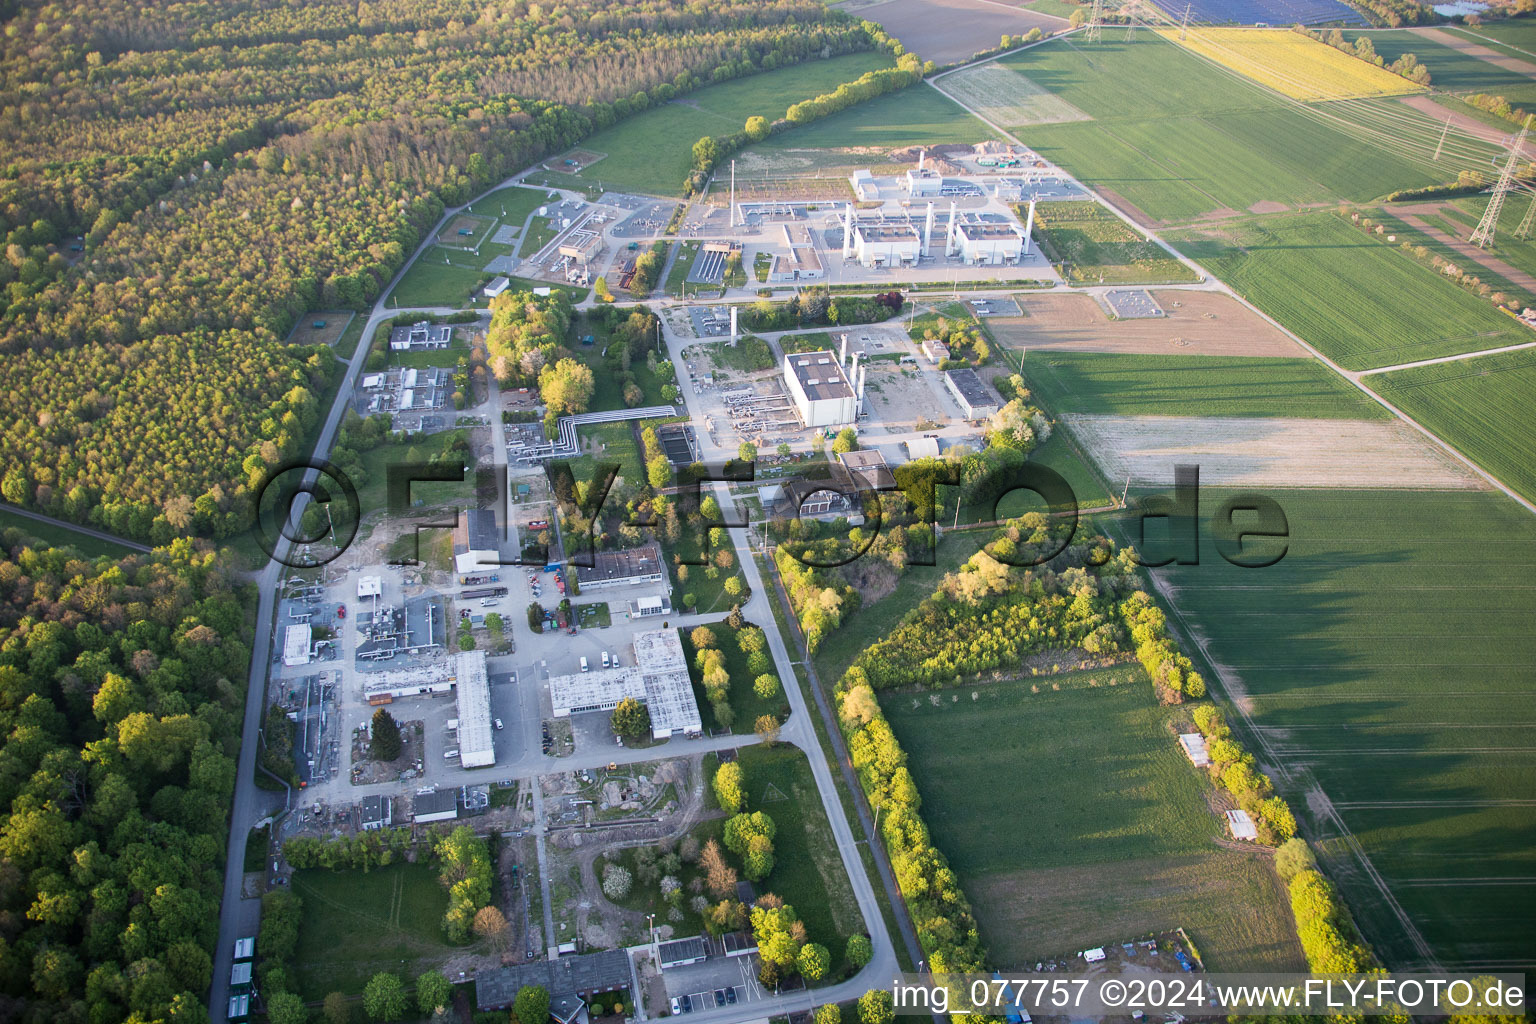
[
  {"left": 1470, "top": 115, "right": 1531, "bottom": 249},
  {"left": 1179, "top": 3, "right": 1192, "bottom": 39},
  {"left": 1085, "top": 0, "right": 1104, "bottom": 43},
  {"left": 1517, "top": 193, "right": 1536, "bottom": 240}
]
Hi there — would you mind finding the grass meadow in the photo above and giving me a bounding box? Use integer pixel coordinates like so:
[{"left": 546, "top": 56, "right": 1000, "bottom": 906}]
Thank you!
[
  {"left": 1012, "top": 350, "right": 1390, "bottom": 419},
  {"left": 575, "top": 53, "right": 896, "bottom": 196},
  {"left": 1343, "top": 30, "right": 1536, "bottom": 94},
  {"left": 883, "top": 671, "right": 1305, "bottom": 970},
  {"left": 750, "top": 84, "right": 990, "bottom": 152},
  {"left": 0, "top": 509, "right": 137, "bottom": 559},
  {"left": 1128, "top": 489, "right": 1536, "bottom": 971},
  {"left": 1172, "top": 213, "right": 1526, "bottom": 369},
  {"left": 291, "top": 861, "right": 453, "bottom": 1000},
  {"left": 1372, "top": 347, "right": 1536, "bottom": 503}
]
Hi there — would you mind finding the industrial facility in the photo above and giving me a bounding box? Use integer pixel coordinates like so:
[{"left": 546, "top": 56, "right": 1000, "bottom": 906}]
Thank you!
[
  {"left": 782, "top": 335, "right": 869, "bottom": 428},
  {"left": 944, "top": 367, "right": 1001, "bottom": 420},
  {"left": 453, "top": 509, "right": 501, "bottom": 574},
  {"left": 453, "top": 649, "right": 495, "bottom": 768},
  {"left": 547, "top": 629, "right": 702, "bottom": 740}
]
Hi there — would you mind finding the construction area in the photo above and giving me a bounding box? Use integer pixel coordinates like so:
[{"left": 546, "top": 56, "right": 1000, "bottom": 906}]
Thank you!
[{"left": 986, "top": 291, "right": 1307, "bottom": 357}]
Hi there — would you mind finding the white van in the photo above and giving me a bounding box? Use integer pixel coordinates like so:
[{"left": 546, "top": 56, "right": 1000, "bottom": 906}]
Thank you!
[
  {"left": 444, "top": 749, "right": 459, "bottom": 759},
  {"left": 601, "top": 651, "right": 611, "bottom": 668},
  {"left": 580, "top": 656, "right": 589, "bottom": 672}
]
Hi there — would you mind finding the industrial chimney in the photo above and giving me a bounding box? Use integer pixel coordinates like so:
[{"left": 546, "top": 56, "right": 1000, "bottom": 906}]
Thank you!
[
  {"left": 1023, "top": 199, "right": 1037, "bottom": 255},
  {"left": 946, "top": 200, "right": 959, "bottom": 256},
  {"left": 839, "top": 333, "right": 850, "bottom": 366},
  {"left": 843, "top": 203, "right": 854, "bottom": 259},
  {"left": 923, "top": 202, "right": 935, "bottom": 257}
]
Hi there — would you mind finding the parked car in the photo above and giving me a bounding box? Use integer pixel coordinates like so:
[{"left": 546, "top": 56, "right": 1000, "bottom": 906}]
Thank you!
[
  {"left": 725, "top": 988, "right": 736, "bottom": 1005},
  {"left": 680, "top": 996, "right": 691, "bottom": 1014},
  {"left": 714, "top": 990, "right": 727, "bottom": 1008},
  {"left": 670, "top": 999, "right": 681, "bottom": 1016},
  {"left": 494, "top": 719, "right": 504, "bottom": 731}
]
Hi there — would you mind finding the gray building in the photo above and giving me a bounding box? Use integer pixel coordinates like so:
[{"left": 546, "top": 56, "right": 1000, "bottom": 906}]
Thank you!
[
  {"left": 359, "top": 795, "right": 393, "bottom": 831},
  {"left": 475, "top": 949, "right": 633, "bottom": 1012},
  {"left": 573, "top": 541, "right": 666, "bottom": 591},
  {"left": 413, "top": 788, "right": 459, "bottom": 823},
  {"left": 944, "top": 367, "right": 1000, "bottom": 420}
]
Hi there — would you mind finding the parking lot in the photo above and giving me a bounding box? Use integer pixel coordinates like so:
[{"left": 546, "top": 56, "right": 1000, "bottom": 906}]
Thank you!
[
  {"left": 687, "top": 305, "right": 732, "bottom": 337},
  {"left": 662, "top": 956, "right": 767, "bottom": 1012}
]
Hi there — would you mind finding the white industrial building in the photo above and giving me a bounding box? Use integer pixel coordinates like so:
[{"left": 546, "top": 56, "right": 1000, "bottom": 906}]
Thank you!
[
  {"left": 955, "top": 220, "right": 1025, "bottom": 265},
  {"left": 848, "top": 169, "right": 879, "bottom": 201},
  {"left": 282, "top": 623, "right": 312, "bottom": 667},
  {"left": 906, "top": 167, "right": 942, "bottom": 196},
  {"left": 483, "top": 276, "right": 511, "bottom": 298},
  {"left": 849, "top": 220, "right": 920, "bottom": 268},
  {"left": 389, "top": 321, "right": 452, "bottom": 351},
  {"left": 362, "top": 663, "right": 454, "bottom": 704},
  {"left": 454, "top": 650, "right": 495, "bottom": 768},
  {"left": 547, "top": 629, "right": 702, "bottom": 740},
  {"left": 454, "top": 509, "right": 500, "bottom": 574},
  {"left": 783, "top": 349, "right": 859, "bottom": 428},
  {"left": 768, "top": 224, "right": 824, "bottom": 283}
]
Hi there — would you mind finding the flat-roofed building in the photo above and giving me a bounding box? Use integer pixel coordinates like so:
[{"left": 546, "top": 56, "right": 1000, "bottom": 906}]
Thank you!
[
  {"left": 658, "top": 936, "right": 710, "bottom": 969},
  {"left": 906, "top": 167, "right": 943, "bottom": 196},
  {"left": 783, "top": 351, "right": 856, "bottom": 428},
  {"left": 475, "top": 949, "right": 632, "bottom": 1013},
  {"left": 956, "top": 220, "right": 1024, "bottom": 265},
  {"left": 360, "top": 794, "right": 393, "bottom": 831},
  {"left": 921, "top": 338, "right": 951, "bottom": 364},
  {"left": 558, "top": 229, "right": 603, "bottom": 266},
  {"left": 454, "top": 650, "right": 495, "bottom": 768},
  {"left": 454, "top": 508, "right": 500, "bottom": 574},
  {"left": 944, "top": 367, "right": 1000, "bottom": 420},
  {"left": 483, "top": 276, "right": 511, "bottom": 298},
  {"left": 361, "top": 664, "right": 453, "bottom": 704},
  {"left": 390, "top": 321, "right": 452, "bottom": 350},
  {"left": 838, "top": 448, "right": 895, "bottom": 491},
  {"left": 851, "top": 221, "right": 920, "bottom": 268},
  {"left": 573, "top": 541, "right": 666, "bottom": 591},
  {"left": 413, "top": 788, "right": 459, "bottom": 823},
  {"left": 282, "top": 623, "right": 311, "bottom": 667},
  {"left": 769, "top": 224, "right": 825, "bottom": 283},
  {"left": 848, "top": 169, "right": 879, "bottom": 201},
  {"left": 547, "top": 629, "right": 701, "bottom": 739}
]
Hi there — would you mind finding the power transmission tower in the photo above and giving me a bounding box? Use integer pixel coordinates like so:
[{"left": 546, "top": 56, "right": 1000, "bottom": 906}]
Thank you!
[
  {"left": 1470, "top": 115, "right": 1531, "bottom": 249},
  {"left": 1179, "top": 3, "right": 1192, "bottom": 39},
  {"left": 1432, "top": 114, "right": 1451, "bottom": 162},
  {"left": 1518, "top": 193, "right": 1536, "bottom": 240},
  {"left": 1124, "top": 0, "right": 1139, "bottom": 40},
  {"left": 1085, "top": 0, "right": 1104, "bottom": 43}
]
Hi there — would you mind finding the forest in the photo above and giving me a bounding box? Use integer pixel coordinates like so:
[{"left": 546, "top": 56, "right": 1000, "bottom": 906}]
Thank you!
[
  {"left": 0, "top": 0, "right": 893, "bottom": 541},
  {"left": 0, "top": 530, "right": 253, "bottom": 1023}
]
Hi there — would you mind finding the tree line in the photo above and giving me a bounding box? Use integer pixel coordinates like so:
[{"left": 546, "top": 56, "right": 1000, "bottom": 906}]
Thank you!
[
  {"left": 0, "top": 0, "right": 885, "bottom": 540},
  {"left": 0, "top": 531, "right": 252, "bottom": 1024}
]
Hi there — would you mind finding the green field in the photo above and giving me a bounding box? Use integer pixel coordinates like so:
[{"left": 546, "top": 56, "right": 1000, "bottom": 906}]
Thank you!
[
  {"left": 291, "top": 861, "right": 453, "bottom": 1000},
  {"left": 681, "top": 616, "right": 783, "bottom": 731},
  {"left": 1173, "top": 213, "right": 1526, "bottom": 369},
  {"left": 575, "top": 53, "right": 897, "bottom": 196},
  {"left": 467, "top": 183, "right": 550, "bottom": 227},
  {"left": 0, "top": 509, "right": 137, "bottom": 559},
  {"left": 1032, "top": 201, "right": 1199, "bottom": 283},
  {"left": 1372, "top": 347, "right": 1536, "bottom": 502},
  {"left": 1344, "top": 30, "right": 1534, "bottom": 94},
  {"left": 997, "top": 35, "right": 1472, "bottom": 222},
  {"left": 1128, "top": 489, "right": 1536, "bottom": 970},
  {"left": 1447, "top": 21, "right": 1536, "bottom": 59},
  {"left": 719, "top": 744, "right": 865, "bottom": 967},
  {"left": 1371, "top": 208, "right": 1536, "bottom": 305},
  {"left": 567, "top": 421, "right": 644, "bottom": 489},
  {"left": 750, "top": 83, "right": 990, "bottom": 152},
  {"left": 1013, "top": 350, "right": 1390, "bottom": 419},
  {"left": 884, "top": 671, "right": 1305, "bottom": 969}
]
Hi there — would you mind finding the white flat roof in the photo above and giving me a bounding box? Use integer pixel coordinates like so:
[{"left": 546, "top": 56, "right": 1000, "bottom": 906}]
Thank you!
[
  {"left": 282, "top": 623, "right": 311, "bottom": 666},
  {"left": 547, "top": 629, "right": 701, "bottom": 736},
  {"left": 358, "top": 575, "right": 382, "bottom": 598},
  {"left": 1226, "top": 808, "right": 1258, "bottom": 840},
  {"left": 455, "top": 650, "right": 495, "bottom": 768},
  {"left": 1178, "top": 733, "right": 1210, "bottom": 767}
]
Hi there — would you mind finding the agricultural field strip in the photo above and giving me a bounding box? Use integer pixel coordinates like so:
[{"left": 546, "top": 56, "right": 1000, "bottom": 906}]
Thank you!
[
  {"left": 1064, "top": 413, "right": 1488, "bottom": 489},
  {"left": 933, "top": 41, "right": 1536, "bottom": 514},
  {"left": 935, "top": 63, "right": 1091, "bottom": 126},
  {"left": 1161, "top": 28, "right": 1424, "bottom": 102}
]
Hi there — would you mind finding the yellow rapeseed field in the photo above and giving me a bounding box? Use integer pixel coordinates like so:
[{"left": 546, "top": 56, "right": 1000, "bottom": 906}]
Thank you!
[{"left": 1158, "top": 27, "right": 1425, "bottom": 101}]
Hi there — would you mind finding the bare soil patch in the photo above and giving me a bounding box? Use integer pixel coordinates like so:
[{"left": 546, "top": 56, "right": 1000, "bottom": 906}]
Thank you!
[
  {"left": 1066, "top": 413, "right": 1490, "bottom": 489},
  {"left": 853, "top": 0, "right": 1066, "bottom": 65},
  {"left": 1413, "top": 27, "right": 1536, "bottom": 77},
  {"left": 1394, "top": 204, "right": 1536, "bottom": 296},
  {"left": 988, "top": 291, "right": 1305, "bottom": 357}
]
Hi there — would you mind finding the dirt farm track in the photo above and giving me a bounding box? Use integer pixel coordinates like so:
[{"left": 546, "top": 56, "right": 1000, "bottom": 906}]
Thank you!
[
  {"left": 835, "top": 0, "right": 1068, "bottom": 65},
  {"left": 1066, "top": 413, "right": 1492, "bottom": 489},
  {"left": 987, "top": 291, "right": 1307, "bottom": 357}
]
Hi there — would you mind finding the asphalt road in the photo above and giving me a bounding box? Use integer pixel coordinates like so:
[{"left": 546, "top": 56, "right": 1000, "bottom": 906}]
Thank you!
[{"left": 0, "top": 501, "right": 151, "bottom": 552}]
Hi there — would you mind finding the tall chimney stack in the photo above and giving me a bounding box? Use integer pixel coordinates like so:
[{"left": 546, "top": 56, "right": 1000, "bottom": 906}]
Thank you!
[
  {"left": 918, "top": 149, "right": 926, "bottom": 173},
  {"left": 923, "top": 202, "right": 935, "bottom": 257},
  {"left": 1023, "top": 199, "right": 1037, "bottom": 255},
  {"left": 946, "top": 200, "right": 959, "bottom": 256},
  {"left": 839, "top": 332, "right": 849, "bottom": 366},
  {"left": 843, "top": 203, "right": 854, "bottom": 259},
  {"left": 729, "top": 160, "right": 736, "bottom": 228}
]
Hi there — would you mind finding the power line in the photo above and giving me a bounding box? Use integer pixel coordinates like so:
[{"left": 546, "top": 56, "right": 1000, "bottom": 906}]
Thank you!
[{"left": 1470, "top": 115, "right": 1531, "bottom": 248}]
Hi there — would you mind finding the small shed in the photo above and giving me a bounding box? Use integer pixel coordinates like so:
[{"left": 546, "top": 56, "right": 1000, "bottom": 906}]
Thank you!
[
  {"left": 1226, "top": 809, "right": 1258, "bottom": 841},
  {"left": 1083, "top": 947, "right": 1107, "bottom": 963},
  {"left": 1178, "top": 733, "right": 1210, "bottom": 767}
]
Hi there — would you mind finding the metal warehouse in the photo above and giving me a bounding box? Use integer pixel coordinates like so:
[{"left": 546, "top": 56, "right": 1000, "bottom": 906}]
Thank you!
[
  {"left": 547, "top": 629, "right": 701, "bottom": 739},
  {"left": 454, "top": 650, "right": 495, "bottom": 768},
  {"left": 944, "top": 367, "right": 1000, "bottom": 420}
]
